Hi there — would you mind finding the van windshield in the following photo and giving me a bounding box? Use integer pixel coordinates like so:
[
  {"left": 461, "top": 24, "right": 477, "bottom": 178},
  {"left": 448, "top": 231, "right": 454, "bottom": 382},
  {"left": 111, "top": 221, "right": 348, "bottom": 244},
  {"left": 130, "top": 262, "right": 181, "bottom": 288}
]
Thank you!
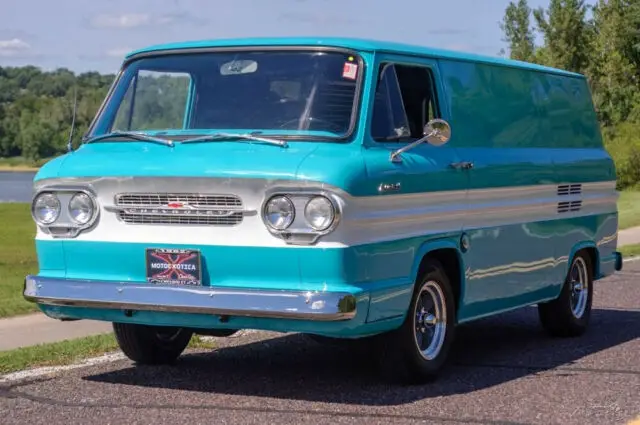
[{"left": 92, "top": 49, "right": 362, "bottom": 140}]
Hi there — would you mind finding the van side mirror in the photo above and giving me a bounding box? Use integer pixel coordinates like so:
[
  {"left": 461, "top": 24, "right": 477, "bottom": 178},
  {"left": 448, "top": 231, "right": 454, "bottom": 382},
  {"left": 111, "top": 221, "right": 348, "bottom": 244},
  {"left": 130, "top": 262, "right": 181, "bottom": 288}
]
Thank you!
[
  {"left": 424, "top": 118, "right": 451, "bottom": 146},
  {"left": 390, "top": 118, "right": 452, "bottom": 163}
]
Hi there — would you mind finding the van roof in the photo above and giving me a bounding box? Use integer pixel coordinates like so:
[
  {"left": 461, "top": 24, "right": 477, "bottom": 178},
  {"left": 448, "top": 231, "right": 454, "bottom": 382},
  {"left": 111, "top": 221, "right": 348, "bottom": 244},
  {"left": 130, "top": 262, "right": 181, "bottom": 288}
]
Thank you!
[{"left": 125, "top": 36, "right": 583, "bottom": 78}]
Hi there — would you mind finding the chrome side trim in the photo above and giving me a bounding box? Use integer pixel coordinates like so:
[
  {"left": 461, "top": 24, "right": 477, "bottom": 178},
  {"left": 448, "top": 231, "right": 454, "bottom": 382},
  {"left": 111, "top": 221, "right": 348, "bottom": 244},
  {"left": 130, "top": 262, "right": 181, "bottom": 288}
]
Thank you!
[
  {"left": 23, "top": 276, "right": 358, "bottom": 322},
  {"left": 31, "top": 177, "right": 619, "bottom": 248}
]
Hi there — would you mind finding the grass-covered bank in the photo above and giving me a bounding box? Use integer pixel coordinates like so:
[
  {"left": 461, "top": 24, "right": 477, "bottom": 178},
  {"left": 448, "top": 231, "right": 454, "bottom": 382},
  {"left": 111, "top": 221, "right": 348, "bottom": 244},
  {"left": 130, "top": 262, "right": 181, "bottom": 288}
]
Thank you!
[
  {"left": 0, "top": 203, "right": 39, "bottom": 317},
  {"left": 0, "top": 156, "right": 51, "bottom": 172},
  {"left": 0, "top": 333, "right": 217, "bottom": 375}
]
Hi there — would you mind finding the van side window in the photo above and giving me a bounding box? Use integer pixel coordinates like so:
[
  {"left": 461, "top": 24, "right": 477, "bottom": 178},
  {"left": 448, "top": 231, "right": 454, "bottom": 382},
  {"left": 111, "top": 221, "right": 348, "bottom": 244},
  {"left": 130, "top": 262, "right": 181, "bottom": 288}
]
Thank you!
[
  {"left": 371, "top": 62, "right": 440, "bottom": 142},
  {"left": 371, "top": 65, "right": 411, "bottom": 140}
]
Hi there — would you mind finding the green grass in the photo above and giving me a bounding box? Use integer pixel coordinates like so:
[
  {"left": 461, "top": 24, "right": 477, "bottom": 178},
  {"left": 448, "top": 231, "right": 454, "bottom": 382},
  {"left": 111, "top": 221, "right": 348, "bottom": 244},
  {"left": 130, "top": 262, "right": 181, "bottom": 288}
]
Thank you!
[
  {"left": 0, "top": 333, "right": 217, "bottom": 375},
  {"left": 618, "top": 190, "right": 640, "bottom": 230},
  {"left": 620, "top": 243, "right": 640, "bottom": 259},
  {"left": 0, "top": 203, "right": 39, "bottom": 318},
  {"left": 0, "top": 156, "right": 51, "bottom": 171}
]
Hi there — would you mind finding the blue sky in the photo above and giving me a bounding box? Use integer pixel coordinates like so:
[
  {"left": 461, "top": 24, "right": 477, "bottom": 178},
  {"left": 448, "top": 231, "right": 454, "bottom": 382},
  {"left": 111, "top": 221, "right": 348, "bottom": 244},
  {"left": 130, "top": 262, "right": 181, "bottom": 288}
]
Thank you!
[{"left": 0, "top": 0, "right": 596, "bottom": 74}]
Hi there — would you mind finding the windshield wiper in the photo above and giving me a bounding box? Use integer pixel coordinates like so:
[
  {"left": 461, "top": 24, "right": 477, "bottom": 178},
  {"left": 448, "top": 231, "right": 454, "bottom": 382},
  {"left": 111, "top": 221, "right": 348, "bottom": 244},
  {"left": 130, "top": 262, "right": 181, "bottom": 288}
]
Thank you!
[
  {"left": 180, "top": 132, "right": 288, "bottom": 148},
  {"left": 83, "top": 131, "right": 175, "bottom": 147}
]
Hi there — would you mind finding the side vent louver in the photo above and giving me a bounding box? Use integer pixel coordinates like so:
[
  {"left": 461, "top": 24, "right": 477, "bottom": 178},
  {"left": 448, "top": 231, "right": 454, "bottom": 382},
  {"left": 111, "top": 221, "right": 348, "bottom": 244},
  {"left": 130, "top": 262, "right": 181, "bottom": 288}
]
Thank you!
[
  {"left": 557, "top": 183, "right": 583, "bottom": 213},
  {"left": 558, "top": 200, "right": 582, "bottom": 213},
  {"left": 557, "top": 184, "right": 582, "bottom": 196}
]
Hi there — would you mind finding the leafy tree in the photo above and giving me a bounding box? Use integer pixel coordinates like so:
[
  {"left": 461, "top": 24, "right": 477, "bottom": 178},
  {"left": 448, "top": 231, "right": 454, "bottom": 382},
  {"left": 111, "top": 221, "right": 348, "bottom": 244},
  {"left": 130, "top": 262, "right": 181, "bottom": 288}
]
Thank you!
[
  {"left": 533, "top": 0, "right": 592, "bottom": 73},
  {"left": 588, "top": 0, "right": 640, "bottom": 124},
  {"left": 500, "top": 0, "right": 537, "bottom": 62}
]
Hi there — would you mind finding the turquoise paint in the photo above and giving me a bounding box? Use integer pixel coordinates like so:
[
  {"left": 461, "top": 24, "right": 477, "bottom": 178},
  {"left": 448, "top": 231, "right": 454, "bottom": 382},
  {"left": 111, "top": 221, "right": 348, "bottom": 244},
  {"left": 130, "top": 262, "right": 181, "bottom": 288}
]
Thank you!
[
  {"left": 38, "top": 304, "right": 405, "bottom": 338},
  {"left": 457, "top": 212, "right": 618, "bottom": 322},
  {"left": 35, "top": 239, "right": 66, "bottom": 275},
  {"left": 37, "top": 140, "right": 320, "bottom": 181},
  {"left": 29, "top": 37, "right": 621, "bottom": 339},
  {"left": 438, "top": 58, "right": 597, "bottom": 149},
  {"left": 37, "top": 298, "right": 387, "bottom": 339},
  {"left": 123, "top": 37, "right": 582, "bottom": 78}
]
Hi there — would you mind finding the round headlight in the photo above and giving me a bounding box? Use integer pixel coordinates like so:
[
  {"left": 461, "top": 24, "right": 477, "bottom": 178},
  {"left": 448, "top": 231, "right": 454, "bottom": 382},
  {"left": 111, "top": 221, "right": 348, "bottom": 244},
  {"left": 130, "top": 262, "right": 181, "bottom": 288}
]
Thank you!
[
  {"left": 304, "top": 196, "right": 335, "bottom": 231},
  {"left": 264, "top": 196, "right": 295, "bottom": 230},
  {"left": 32, "top": 193, "right": 61, "bottom": 225},
  {"left": 68, "top": 192, "right": 94, "bottom": 225}
]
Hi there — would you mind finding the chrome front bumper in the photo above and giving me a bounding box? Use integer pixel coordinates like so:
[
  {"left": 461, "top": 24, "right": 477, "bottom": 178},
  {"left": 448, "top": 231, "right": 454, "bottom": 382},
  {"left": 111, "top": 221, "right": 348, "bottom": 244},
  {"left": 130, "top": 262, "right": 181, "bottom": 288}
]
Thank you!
[{"left": 23, "top": 276, "right": 357, "bottom": 321}]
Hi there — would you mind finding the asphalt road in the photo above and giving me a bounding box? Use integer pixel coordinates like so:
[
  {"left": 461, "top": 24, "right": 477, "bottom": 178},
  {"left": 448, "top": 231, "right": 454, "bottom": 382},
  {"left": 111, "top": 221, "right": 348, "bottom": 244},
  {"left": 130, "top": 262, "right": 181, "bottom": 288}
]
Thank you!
[{"left": 2, "top": 262, "right": 639, "bottom": 425}]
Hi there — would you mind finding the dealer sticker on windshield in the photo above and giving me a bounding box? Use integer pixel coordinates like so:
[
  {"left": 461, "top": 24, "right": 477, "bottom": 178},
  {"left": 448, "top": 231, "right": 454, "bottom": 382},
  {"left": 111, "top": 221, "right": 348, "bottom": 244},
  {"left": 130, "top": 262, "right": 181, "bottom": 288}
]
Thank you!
[{"left": 342, "top": 62, "right": 358, "bottom": 80}]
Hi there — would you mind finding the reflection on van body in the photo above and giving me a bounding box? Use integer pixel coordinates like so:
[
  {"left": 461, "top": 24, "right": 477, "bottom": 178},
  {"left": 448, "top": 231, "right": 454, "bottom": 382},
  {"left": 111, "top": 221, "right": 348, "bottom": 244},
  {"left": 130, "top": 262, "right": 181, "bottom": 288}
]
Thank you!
[{"left": 23, "top": 37, "right": 621, "bottom": 384}]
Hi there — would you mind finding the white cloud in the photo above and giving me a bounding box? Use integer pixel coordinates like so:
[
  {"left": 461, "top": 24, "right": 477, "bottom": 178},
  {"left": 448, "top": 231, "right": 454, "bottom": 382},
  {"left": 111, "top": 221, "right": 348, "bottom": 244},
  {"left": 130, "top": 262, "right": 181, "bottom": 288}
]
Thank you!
[
  {"left": 91, "top": 13, "right": 151, "bottom": 29},
  {"left": 106, "top": 47, "right": 132, "bottom": 58},
  {"left": 0, "top": 38, "right": 30, "bottom": 56}
]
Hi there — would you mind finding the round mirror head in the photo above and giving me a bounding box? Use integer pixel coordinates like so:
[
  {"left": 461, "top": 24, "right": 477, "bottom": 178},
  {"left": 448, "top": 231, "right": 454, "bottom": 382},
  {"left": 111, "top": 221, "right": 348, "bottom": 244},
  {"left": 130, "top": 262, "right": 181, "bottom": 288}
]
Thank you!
[{"left": 423, "top": 119, "right": 451, "bottom": 146}]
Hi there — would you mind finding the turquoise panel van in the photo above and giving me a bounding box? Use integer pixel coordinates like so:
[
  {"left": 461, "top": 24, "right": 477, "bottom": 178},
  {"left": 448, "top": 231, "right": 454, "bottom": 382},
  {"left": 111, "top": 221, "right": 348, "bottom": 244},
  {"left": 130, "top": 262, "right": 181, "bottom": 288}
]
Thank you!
[{"left": 23, "top": 37, "right": 622, "bottom": 384}]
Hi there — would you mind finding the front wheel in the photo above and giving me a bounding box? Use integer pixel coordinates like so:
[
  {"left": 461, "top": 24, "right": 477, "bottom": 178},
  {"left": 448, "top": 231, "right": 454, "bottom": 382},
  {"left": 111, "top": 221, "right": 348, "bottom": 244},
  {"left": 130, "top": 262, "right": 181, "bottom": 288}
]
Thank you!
[
  {"left": 538, "top": 251, "right": 594, "bottom": 337},
  {"left": 113, "top": 323, "right": 193, "bottom": 365},
  {"left": 375, "top": 259, "right": 456, "bottom": 384}
]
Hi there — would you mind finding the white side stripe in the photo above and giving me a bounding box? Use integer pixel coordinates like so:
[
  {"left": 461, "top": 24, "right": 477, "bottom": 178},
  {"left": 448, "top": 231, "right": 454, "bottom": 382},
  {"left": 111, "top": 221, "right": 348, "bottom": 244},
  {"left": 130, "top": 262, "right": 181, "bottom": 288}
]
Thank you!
[{"left": 33, "top": 178, "right": 619, "bottom": 248}]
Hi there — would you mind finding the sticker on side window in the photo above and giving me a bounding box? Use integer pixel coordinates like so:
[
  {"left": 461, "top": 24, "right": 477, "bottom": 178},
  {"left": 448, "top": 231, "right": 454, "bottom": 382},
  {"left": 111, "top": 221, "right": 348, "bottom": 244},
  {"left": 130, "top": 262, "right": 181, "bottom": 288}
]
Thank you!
[{"left": 342, "top": 62, "right": 358, "bottom": 80}]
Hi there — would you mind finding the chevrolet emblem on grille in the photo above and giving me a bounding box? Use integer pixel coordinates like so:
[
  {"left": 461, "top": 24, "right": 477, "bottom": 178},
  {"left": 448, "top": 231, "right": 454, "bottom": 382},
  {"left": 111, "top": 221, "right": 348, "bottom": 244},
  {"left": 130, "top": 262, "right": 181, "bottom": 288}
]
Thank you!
[{"left": 105, "top": 192, "right": 256, "bottom": 226}]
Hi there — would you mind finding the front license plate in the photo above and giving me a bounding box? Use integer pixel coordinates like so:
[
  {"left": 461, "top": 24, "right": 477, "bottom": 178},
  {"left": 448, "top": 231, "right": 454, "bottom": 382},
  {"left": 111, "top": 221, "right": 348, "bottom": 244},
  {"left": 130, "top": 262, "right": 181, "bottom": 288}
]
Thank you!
[{"left": 145, "top": 248, "right": 202, "bottom": 286}]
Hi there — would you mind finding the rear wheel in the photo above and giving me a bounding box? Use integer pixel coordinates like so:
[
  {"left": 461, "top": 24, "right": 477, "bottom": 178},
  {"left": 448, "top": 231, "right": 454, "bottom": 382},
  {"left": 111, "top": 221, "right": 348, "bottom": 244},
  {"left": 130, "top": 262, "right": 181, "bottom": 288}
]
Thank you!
[
  {"left": 113, "top": 323, "right": 193, "bottom": 365},
  {"left": 375, "top": 259, "right": 456, "bottom": 384},
  {"left": 538, "top": 251, "right": 594, "bottom": 337}
]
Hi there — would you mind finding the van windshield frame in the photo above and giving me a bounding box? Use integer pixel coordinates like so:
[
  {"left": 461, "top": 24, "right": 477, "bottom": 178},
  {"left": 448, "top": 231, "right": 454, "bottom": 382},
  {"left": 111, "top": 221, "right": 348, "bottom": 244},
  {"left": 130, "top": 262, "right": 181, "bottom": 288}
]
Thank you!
[{"left": 86, "top": 46, "right": 366, "bottom": 143}]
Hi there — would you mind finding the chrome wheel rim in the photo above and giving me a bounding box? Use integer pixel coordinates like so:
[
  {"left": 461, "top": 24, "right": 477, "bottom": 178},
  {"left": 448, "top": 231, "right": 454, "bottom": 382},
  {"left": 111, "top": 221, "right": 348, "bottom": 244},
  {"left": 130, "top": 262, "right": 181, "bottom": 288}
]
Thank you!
[
  {"left": 569, "top": 257, "right": 589, "bottom": 319},
  {"left": 413, "top": 280, "right": 447, "bottom": 360}
]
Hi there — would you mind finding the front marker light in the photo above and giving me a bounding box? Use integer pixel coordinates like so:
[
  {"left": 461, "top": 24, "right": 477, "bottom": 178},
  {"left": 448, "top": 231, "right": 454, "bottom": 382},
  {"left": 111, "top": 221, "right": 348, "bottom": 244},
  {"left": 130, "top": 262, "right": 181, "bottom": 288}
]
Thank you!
[
  {"left": 264, "top": 195, "right": 295, "bottom": 230},
  {"left": 68, "top": 192, "right": 94, "bottom": 225},
  {"left": 32, "top": 193, "right": 61, "bottom": 225},
  {"left": 304, "top": 196, "right": 335, "bottom": 231}
]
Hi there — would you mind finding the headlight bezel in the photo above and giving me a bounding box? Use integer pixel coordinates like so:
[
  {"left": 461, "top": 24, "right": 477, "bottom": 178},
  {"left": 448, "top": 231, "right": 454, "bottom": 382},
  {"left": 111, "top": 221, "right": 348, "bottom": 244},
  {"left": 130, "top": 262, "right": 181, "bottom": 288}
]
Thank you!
[
  {"left": 263, "top": 195, "right": 296, "bottom": 231},
  {"left": 31, "top": 192, "right": 62, "bottom": 225},
  {"left": 30, "top": 186, "right": 99, "bottom": 238},
  {"left": 261, "top": 190, "right": 342, "bottom": 245},
  {"left": 304, "top": 195, "right": 336, "bottom": 231},
  {"left": 68, "top": 192, "right": 95, "bottom": 225}
]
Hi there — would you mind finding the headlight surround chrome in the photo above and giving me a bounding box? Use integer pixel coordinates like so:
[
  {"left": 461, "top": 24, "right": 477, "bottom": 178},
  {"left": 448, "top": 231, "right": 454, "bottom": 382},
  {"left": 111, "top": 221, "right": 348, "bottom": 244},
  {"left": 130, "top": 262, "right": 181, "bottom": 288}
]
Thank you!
[
  {"left": 263, "top": 195, "right": 295, "bottom": 230},
  {"left": 68, "top": 192, "right": 95, "bottom": 225},
  {"left": 261, "top": 191, "right": 342, "bottom": 245},
  {"left": 32, "top": 193, "right": 61, "bottom": 225},
  {"left": 30, "top": 186, "right": 99, "bottom": 238},
  {"left": 304, "top": 196, "right": 335, "bottom": 231}
]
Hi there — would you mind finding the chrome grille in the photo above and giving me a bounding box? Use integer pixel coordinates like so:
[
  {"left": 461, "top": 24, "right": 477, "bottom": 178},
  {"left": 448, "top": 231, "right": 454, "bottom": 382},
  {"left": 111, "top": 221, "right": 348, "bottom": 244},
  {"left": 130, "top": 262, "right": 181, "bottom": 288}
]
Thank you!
[
  {"left": 117, "top": 211, "right": 243, "bottom": 226},
  {"left": 114, "top": 193, "right": 244, "bottom": 226},
  {"left": 116, "top": 193, "right": 242, "bottom": 208}
]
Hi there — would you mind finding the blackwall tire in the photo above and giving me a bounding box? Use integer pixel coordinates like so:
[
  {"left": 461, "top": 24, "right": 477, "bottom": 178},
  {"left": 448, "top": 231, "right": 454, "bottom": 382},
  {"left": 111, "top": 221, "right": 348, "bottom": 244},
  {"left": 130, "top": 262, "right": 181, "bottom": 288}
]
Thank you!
[
  {"left": 113, "top": 322, "right": 193, "bottom": 365},
  {"left": 375, "top": 258, "right": 456, "bottom": 384}
]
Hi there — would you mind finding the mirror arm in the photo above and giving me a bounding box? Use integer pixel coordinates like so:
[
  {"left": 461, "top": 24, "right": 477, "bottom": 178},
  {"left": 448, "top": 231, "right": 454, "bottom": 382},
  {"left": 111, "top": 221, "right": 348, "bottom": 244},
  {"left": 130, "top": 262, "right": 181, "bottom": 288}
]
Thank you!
[{"left": 389, "top": 131, "right": 435, "bottom": 163}]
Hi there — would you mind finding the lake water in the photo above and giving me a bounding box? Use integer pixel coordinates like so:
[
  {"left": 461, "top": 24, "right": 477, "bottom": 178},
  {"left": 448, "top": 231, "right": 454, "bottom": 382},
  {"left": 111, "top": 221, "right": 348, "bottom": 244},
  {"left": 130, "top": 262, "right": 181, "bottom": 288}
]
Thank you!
[{"left": 0, "top": 171, "right": 36, "bottom": 203}]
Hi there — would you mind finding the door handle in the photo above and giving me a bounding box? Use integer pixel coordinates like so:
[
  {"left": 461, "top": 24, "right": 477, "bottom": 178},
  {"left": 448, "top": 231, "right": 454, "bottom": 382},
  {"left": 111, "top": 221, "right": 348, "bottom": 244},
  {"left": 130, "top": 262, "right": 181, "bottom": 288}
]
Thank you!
[{"left": 450, "top": 161, "right": 474, "bottom": 170}]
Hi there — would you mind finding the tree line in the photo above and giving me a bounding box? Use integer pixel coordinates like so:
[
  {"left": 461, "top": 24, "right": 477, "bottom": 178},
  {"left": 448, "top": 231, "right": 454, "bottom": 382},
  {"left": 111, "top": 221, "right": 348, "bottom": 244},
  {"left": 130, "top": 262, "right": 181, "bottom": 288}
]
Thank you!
[
  {"left": 0, "top": 66, "right": 114, "bottom": 162},
  {"left": 1, "top": 0, "right": 640, "bottom": 188}
]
